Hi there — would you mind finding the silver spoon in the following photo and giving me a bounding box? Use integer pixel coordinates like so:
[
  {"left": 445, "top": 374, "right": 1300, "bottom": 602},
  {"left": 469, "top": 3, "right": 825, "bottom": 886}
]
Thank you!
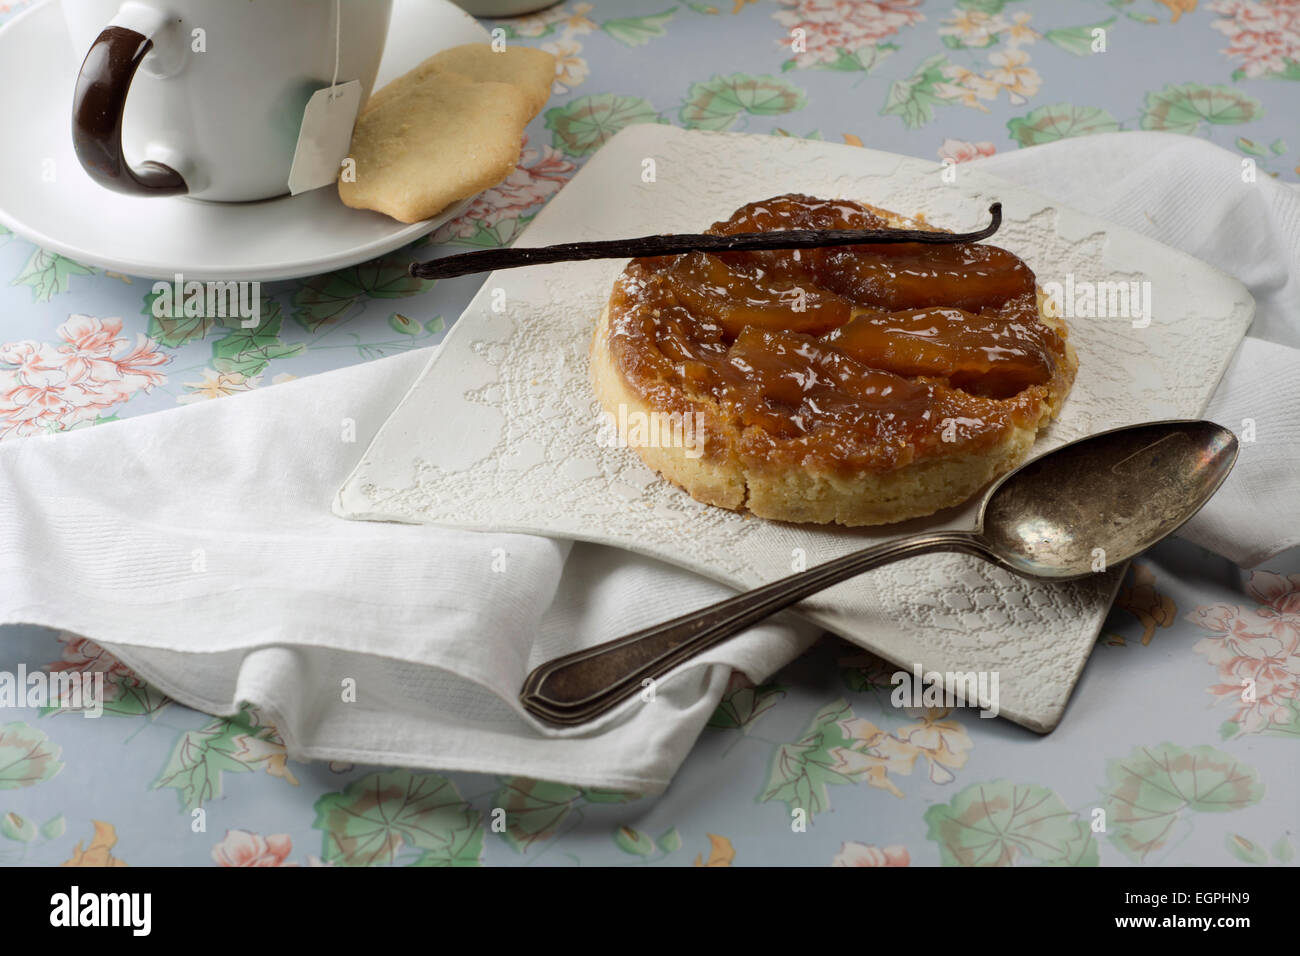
[{"left": 520, "top": 419, "right": 1237, "bottom": 726}]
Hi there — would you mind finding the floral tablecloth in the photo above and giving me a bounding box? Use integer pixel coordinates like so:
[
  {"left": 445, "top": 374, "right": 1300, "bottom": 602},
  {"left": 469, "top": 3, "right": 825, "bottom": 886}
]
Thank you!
[{"left": 1, "top": 0, "right": 1297, "bottom": 867}]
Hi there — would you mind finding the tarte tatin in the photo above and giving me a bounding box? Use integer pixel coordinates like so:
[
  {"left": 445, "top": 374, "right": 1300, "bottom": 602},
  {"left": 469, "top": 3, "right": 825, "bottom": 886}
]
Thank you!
[{"left": 591, "top": 194, "right": 1077, "bottom": 526}]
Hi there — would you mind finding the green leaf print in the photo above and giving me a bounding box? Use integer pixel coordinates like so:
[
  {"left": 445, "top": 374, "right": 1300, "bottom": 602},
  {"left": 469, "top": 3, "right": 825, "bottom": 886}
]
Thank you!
[
  {"left": 41, "top": 814, "right": 66, "bottom": 840},
  {"left": 1101, "top": 743, "right": 1264, "bottom": 863},
  {"left": 1, "top": 811, "right": 36, "bottom": 842},
  {"left": 772, "top": 128, "right": 826, "bottom": 140},
  {"left": 388, "top": 312, "right": 421, "bottom": 336},
  {"left": 41, "top": 677, "right": 171, "bottom": 719},
  {"left": 942, "top": 33, "right": 995, "bottom": 50},
  {"left": 602, "top": 7, "right": 676, "bottom": 47},
  {"left": 1141, "top": 83, "right": 1263, "bottom": 134},
  {"left": 409, "top": 829, "right": 485, "bottom": 867},
  {"left": 582, "top": 786, "right": 641, "bottom": 804},
  {"left": 492, "top": 777, "right": 640, "bottom": 852},
  {"left": 679, "top": 74, "right": 807, "bottom": 131},
  {"left": 759, "top": 699, "right": 864, "bottom": 820},
  {"left": 494, "top": 22, "right": 559, "bottom": 42},
  {"left": 143, "top": 284, "right": 266, "bottom": 347},
  {"left": 494, "top": 778, "right": 583, "bottom": 851},
  {"left": 314, "top": 770, "right": 483, "bottom": 867},
  {"left": 211, "top": 302, "right": 304, "bottom": 378},
  {"left": 1236, "top": 137, "right": 1268, "bottom": 158},
  {"left": 847, "top": 42, "right": 897, "bottom": 71},
  {"left": 1224, "top": 833, "right": 1268, "bottom": 865},
  {"left": 545, "top": 94, "right": 665, "bottom": 157},
  {"left": 707, "top": 682, "right": 785, "bottom": 732},
  {"left": 1007, "top": 104, "right": 1119, "bottom": 146},
  {"left": 12, "top": 248, "right": 95, "bottom": 303},
  {"left": 95, "top": 682, "right": 171, "bottom": 718},
  {"left": 153, "top": 707, "right": 292, "bottom": 811},
  {"left": 613, "top": 825, "right": 654, "bottom": 856},
  {"left": 838, "top": 651, "right": 895, "bottom": 693},
  {"left": 144, "top": 305, "right": 217, "bottom": 349},
  {"left": 956, "top": 0, "right": 1023, "bottom": 12},
  {"left": 657, "top": 827, "right": 682, "bottom": 854},
  {"left": 0, "top": 723, "right": 63, "bottom": 789},
  {"left": 1043, "top": 19, "right": 1114, "bottom": 57},
  {"left": 881, "top": 53, "right": 951, "bottom": 129},
  {"left": 786, "top": 43, "right": 896, "bottom": 73},
  {"left": 1273, "top": 835, "right": 1294, "bottom": 862},
  {"left": 291, "top": 253, "right": 433, "bottom": 332},
  {"left": 924, "top": 780, "right": 1099, "bottom": 866}
]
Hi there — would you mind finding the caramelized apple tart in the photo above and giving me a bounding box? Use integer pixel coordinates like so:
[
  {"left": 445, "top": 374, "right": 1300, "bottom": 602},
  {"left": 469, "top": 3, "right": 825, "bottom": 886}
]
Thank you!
[{"left": 591, "top": 194, "right": 1077, "bottom": 526}]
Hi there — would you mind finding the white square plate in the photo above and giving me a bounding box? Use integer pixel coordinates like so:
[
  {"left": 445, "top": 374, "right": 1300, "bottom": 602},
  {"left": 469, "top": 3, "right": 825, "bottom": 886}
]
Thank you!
[{"left": 335, "top": 125, "right": 1254, "bottom": 732}]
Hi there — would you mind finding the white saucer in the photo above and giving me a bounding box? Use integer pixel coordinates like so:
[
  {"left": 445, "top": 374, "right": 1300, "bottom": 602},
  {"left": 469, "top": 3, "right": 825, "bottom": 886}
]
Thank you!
[{"left": 0, "top": 0, "right": 489, "bottom": 281}]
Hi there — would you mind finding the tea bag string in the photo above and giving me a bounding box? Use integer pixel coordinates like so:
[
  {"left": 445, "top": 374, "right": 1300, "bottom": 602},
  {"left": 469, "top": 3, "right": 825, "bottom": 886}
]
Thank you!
[{"left": 328, "top": 0, "right": 342, "bottom": 101}]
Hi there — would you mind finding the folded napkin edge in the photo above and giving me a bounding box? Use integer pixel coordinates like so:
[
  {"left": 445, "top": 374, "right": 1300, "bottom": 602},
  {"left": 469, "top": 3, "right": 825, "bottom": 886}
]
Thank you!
[{"left": 102, "top": 640, "right": 685, "bottom": 795}]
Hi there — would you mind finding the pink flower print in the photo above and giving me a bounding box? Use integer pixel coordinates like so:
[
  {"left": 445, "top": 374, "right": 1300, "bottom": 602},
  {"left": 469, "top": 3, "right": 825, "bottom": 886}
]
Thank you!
[
  {"left": 1209, "top": 0, "right": 1300, "bottom": 79},
  {"left": 832, "top": 842, "right": 910, "bottom": 866},
  {"left": 1188, "top": 568, "right": 1300, "bottom": 735},
  {"left": 1206, "top": 634, "right": 1300, "bottom": 731},
  {"left": 938, "top": 139, "right": 997, "bottom": 163},
  {"left": 50, "top": 634, "right": 140, "bottom": 681},
  {"left": 0, "top": 315, "right": 167, "bottom": 439},
  {"left": 212, "top": 830, "right": 295, "bottom": 867},
  {"left": 48, "top": 634, "right": 144, "bottom": 704},
  {"left": 773, "top": 0, "right": 925, "bottom": 69},
  {"left": 1246, "top": 570, "right": 1300, "bottom": 616}
]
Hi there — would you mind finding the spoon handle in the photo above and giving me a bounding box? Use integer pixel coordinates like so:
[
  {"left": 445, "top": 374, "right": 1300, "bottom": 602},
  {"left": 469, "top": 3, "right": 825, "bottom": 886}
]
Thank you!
[{"left": 520, "top": 530, "right": 993, "bottom": 725}]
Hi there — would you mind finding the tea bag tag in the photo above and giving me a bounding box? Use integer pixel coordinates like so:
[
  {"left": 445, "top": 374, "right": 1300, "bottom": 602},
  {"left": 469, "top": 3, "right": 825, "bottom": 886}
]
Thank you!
[{"left": 287, "top": 80, "right": 362, "bottom": 196}]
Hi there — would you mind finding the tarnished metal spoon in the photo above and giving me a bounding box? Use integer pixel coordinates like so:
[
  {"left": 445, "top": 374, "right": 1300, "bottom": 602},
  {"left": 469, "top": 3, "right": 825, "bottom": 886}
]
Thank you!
[{"left": 520, "top": 419, "right": 1237, "bottom": 726}]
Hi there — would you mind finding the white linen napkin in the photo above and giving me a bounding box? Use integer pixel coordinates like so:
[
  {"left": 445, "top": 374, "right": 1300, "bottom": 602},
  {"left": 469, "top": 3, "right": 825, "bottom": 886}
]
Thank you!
[
  {"left": 0, "top": 352, "right": 816, "bottom": 793},
  {"left": 0, "top": 132, "right": 1296, "bottom": 789}
]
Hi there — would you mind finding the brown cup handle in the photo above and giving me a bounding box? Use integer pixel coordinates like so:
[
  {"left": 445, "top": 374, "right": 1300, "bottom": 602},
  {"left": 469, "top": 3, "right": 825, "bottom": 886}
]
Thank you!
[{"left": 72, "top": 25, "right": 187, "bottom": 196}]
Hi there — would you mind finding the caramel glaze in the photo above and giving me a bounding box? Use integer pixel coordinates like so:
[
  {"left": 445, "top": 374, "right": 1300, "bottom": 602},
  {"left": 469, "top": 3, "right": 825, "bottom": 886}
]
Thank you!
[{"left": 606, "top": 194, "right": 1074, "bottom": 476}]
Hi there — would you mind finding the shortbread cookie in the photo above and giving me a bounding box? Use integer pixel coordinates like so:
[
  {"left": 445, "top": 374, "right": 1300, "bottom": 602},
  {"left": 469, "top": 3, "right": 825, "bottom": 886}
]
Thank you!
[
  {"left": 339, "top": 70, "right": 530, "bottom": 224},
  {"left": 592, "top": 194, "right": 1077, "bottom": 527},
  {"left": 364, "top": 44, "right": 556, "bottom": 118}
]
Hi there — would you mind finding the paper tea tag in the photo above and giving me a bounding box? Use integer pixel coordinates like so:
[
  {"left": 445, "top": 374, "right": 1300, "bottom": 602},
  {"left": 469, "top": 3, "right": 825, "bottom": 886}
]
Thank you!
[{"left": 287, "top": 80, "right": 362, "bottom": 196}]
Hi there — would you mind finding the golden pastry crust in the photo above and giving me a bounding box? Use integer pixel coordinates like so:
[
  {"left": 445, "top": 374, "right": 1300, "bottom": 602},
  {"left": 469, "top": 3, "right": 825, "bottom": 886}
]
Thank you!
[{"left": 592, "top": 195, "right": 1077, "bottom": 526}]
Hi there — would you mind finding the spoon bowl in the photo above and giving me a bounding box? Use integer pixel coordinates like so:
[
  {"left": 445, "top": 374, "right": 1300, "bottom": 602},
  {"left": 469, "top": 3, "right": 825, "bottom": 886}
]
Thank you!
[{"left": 979, "top": 419, "right": 1239, "bottom": 579}]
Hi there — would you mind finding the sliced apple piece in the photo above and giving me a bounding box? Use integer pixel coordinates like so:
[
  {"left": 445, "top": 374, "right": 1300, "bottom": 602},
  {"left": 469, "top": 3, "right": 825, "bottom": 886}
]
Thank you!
[
  {"left": 722, "top": 326, "right": 937, "bottom": 436},
  {"left": 817, "top": 242, "right": 1035, "bottom": 312},
  {"left": 820, "top": 305, "right": 1054, "bottom": 397},
  {"left": 659, "top": 251, "right": 855, "bottom": 339}
]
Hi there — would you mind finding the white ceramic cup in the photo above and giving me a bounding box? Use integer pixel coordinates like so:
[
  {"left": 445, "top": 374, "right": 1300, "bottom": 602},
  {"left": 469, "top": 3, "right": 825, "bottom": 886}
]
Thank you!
[{"left": 65, "top": 0, "right": 393, "bottom": 202}]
